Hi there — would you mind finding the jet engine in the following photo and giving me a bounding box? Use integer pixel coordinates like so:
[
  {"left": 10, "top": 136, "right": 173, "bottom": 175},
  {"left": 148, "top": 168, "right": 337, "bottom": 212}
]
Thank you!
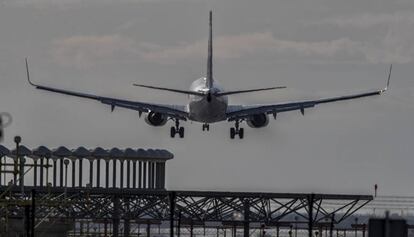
[
  {"left": 145, "top": 112, "right": 168, "bottom": 126},
  {"left": 247, "top": 113, "right": 269, "bottom": 128}
]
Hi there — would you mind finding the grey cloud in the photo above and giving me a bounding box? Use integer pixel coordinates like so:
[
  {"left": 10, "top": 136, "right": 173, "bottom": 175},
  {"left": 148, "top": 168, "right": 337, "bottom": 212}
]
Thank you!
[
  {"left": 52, "top": 31, "right": 413, "bottom": 67},
  {"left": 51, "top": 35, "right": 137, "bottom": 68},
  {"left": 3, "top": 0, "right": 193, "bottom": 9},
  {"left": 142, "top": 32, "right": 363, "bottom": 62},
  {"left": 315, "top": 11, "right": 414, "bottom": 28},
  {"left": 311, "top": 11, "right": 414, "bottom": 64},
  {"left": 52, "top": 32, "right": 366, "bottom": 66}
]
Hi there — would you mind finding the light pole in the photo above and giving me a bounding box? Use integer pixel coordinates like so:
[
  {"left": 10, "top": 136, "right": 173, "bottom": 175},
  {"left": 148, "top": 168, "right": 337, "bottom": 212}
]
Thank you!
[
  {"left": 294, "top": 216, "right": 298, "bottom": 237},
  {"left": 354, "top": 217, "right": 358, "bottom": 237},
  {"left": 64, "top": 159, "right": 69, "bottom": 196},
  {"left": 13, "top": 136, "right": 21, "bottom": 186}
]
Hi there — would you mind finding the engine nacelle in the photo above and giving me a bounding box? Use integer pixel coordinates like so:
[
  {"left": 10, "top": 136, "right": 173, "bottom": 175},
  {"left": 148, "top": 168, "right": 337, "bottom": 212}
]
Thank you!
[
  {"left": 145, "top": 112, "right": 167, "bottom": 127},
  {"left": 247, "top": 113, "right": 269, "bottom": 128}
]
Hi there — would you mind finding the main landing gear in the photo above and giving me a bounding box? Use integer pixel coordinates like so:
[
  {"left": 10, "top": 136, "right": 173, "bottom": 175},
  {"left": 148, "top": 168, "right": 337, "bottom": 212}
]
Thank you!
[
  {"left": 202, "top": 123, "right": 210, "bottom": 131},
  {"left": 230, "top": 120, "right": 244, "bottom": 139},
  {"left": 170, "top": 119, "right": 184, "bottom": 138}
]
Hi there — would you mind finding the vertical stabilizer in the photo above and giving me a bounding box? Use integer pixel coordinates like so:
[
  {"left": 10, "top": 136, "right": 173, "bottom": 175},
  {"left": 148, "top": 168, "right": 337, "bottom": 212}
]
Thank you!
[{"left": 206, "top": 11, "right": 213, "bottom": 89}]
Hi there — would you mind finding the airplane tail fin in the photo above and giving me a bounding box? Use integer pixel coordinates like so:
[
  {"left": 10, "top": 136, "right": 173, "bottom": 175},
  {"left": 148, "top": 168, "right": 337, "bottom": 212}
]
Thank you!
[
  {"left": 133, "top": 84, "right": 205, "bottom": 96},
  {"left": 215, "top": 86, "right": 286, "bottom": 97},
  {"left": 206, "top": 10, "right": 213, "bottom": 89}
]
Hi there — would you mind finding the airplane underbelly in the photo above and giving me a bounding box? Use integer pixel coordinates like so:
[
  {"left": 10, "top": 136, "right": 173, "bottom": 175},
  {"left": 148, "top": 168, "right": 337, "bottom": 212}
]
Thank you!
[{"left": 188, "top": 97, "right": 227, "bottom": 123}]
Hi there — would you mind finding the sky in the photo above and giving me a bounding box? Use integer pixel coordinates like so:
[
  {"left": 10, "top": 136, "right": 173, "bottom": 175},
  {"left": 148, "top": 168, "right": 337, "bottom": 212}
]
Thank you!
[{"left": 0, "top": 0, "right": 414, "bottom": 196}]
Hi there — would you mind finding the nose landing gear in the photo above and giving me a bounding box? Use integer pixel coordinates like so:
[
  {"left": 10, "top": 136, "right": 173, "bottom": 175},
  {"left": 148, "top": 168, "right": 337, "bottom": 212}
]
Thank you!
[
  {"left": 170, "top": 119, "right": 184, "bottom": 138},
  {"left": 202, "top": 123, "right": 210, "bottom": 131},
  {"left": 230, "top": 120, "right": 244, "bottom": 139}
]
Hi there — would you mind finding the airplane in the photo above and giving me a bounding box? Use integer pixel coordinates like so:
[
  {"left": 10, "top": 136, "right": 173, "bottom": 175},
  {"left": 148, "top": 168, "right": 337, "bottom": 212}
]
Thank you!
[{"left": 27, "top": 11, "right": 392, "bottom": 139}]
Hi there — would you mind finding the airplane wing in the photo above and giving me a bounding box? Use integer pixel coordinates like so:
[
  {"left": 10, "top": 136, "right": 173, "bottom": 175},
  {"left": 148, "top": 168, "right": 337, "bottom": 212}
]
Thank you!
[
  {"left": 26, "top": 61, "right": 188, "bottom": 120},
  {"left": 30, "top": 82, "right": 189, "bottom": 120},
  {"left": 227, "top": 66, "right": 392, "bottom": 121},
  {"left": 226, "top": 89, "right": 385, "bottom": 121}
]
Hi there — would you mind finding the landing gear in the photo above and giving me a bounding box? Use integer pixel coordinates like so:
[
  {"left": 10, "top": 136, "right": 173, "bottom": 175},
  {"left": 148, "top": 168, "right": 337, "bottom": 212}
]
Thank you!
[
  {"left": 230, "top": 120, "right": 244, "bottom": 139},
  {"left": 170, "top": 119, "right": 184, "bottom": 138},
  {"left": 202, "top": 123, "right": 210, "bottom": 131}
]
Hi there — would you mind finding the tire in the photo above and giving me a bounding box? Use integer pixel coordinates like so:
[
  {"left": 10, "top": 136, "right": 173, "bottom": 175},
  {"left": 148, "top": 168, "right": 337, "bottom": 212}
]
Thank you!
[
  {"left": 230, "top": 128, "right": 235, "bottom": 139},
  {"left": 206, "top": 125, "right": 210, "bottom": 131},
  {"left": 179, "top": 127, "right": 185, "bottom": 138},
  {"left": 170, "top": 127, "right": 176, "bottom": 138},
  {"left": 239, "top": 128, "right": 244, "bottom": 139}
]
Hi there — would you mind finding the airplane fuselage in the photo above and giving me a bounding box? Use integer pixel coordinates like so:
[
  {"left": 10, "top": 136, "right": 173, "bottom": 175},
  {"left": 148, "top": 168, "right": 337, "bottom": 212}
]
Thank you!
[{"left": 188, "top": 77, "right": 228, "bottom": 123}]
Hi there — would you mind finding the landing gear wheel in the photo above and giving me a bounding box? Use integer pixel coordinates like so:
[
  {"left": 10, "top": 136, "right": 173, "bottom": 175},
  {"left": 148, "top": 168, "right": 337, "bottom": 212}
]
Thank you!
[
  {"left": 170, "top": 119, "right": 184, "bottom": 138},
  {"left": 230, "top": 120, "right": 245, "bottom": 139},
  {"left": 170, "top": 127, "right": 176, "bottom": 138},
  {"left": 202, "top": 124, "right": 210, "bottom": 131},
  {"left": 179, "top": 127, "right": 185, "bottom": 138},
  {"left": 239, "top": 128, "right": 244, "bottom": 139},
  {"left": 230, "top": 128, "right": 236, "bottom": 139}
]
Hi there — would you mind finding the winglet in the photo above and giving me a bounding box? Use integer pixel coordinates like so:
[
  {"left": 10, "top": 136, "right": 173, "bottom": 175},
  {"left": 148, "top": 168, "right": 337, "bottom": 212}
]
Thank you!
[
  {"left": 25, "top": 57, "right": 36, "bottom": 86},
  {"left": 382, "top": 64, "right": 392, "bottom": 93}
]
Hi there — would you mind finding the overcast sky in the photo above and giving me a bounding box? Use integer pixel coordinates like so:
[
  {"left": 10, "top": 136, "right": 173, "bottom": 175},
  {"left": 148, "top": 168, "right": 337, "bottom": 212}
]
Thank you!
[{"left": 0, "top": 0, "right": 414, "bottom": 196}]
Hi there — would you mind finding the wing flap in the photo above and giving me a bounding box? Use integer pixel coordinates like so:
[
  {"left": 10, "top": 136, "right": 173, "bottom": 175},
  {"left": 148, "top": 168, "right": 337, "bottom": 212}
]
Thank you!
[
  {"left": 215, "top": 86, "right": 286, "bottom": 97},
  {"left": 133, "top": 84, "right": 205, "bottom": 96},
  {"left": 227, "top": 89, "right": 385, "bottom": 121}
]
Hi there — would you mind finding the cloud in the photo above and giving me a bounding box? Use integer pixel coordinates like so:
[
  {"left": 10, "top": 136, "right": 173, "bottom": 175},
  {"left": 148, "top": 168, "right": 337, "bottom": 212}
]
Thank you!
[
  {"left": 2, "top": 0, "right": 188, "bottom": 9},
  {"left": 52, "top": 30, "right": 414, "bottom": 68},
  {"left": 315, "top": 11, "right": 414, "bottom": 28},
  {"left": 141, "top": 32, "right": 365, "bottom": 63},
  {"left": 52, "top": 35, "right": 136, "bottom": 68},
  {"left": 310, "top": 11, "right": 414, "bottom": 64}
]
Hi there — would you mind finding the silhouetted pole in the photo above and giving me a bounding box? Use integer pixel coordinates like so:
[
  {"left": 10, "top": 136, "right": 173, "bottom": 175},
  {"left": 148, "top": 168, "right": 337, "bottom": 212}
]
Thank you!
[
  {"left": 64, "top": 159, "right": 69, "bottom": 196},
  {"left": 52, "top": 159, "right": 57, "bottom": 187},
  {"left": 59, "top": 158, "right": 64, "bottom": 187},
  {"left": 276, "top": 225, "right": 279, "bottom": 237},
  {"left": 170, "top": 192, "right": 176, "bottom": 237},
  {"left": 295, "top": 216, "right": 298, "bottom": 237},
  {"left": 139, "top": 162, "right": 142, "bottom": 188},
  {"left": 354, "top": 217, "right": 358, "bottom": 237},
  {"left": 45, "top": 158, "right": 49, "bottom": 187},
  {"left": 88, "top": 158, "right": 93, "bottom": 188},
  {"left": 14, "top": 136, "right": 21, "bottom": 187},
  {"left": 330, "top": 214, "right": 335, "bottom": 237},
  {"left": 113, "top": 159, "right": 117, "bottom": 188},
  {"left": 78, "top": 158, "right": 83, "bottom": 187},
  {"left": 71, "top": 159, "right": 76, "bottom": 187},
  {"left": 243, "top": 200, "right": 250, "bottom": 237},
  {"left": 39, "top": 158, "right": 44, "bottom": 187},
  {"left": 120, "top": 159, "right": 124, "bottom": 188},
  {"left": 25, "top": 205, "right": 30, "bottom": 237},
  {"left": 177, "top": 211, "right": 181, "bottom": 237},
  {"left": 308, "top": 194, "right": 315, "bottom": 237},
  {"left": 33, "top": 158, "right": 38, "bottom": 187},
  {"left": 113, "top": 195, "right": 120, "bottom": 237},
  {"left": 133, "top": 160, "right": 137, "bottom": 188},
  {"left": 31, "top": 189, "right": 35, "bottom": 237},
  {"left": 96, "top": 159, "right": 100, "bottom": 187},
  {"left": 147, "top": 221, "right": 151, "bottom": 237},
  {"left": 143, "top": 162, "right": 147, "bottom": 188},
  {"left": 127, "top": 159, "right": 131, "bottom": 188},
  {"left": 105, "top": 159, "right": 109, "bottom": 188}
]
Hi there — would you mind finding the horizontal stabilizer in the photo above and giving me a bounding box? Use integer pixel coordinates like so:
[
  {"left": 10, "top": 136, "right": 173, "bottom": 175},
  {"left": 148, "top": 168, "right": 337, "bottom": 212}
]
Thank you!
[
  {"left": 215, "top": 86, "right": 286, "bottom": 97},
  {"left": 133, "top": 84, "right": 205, "bottom": 96}
]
